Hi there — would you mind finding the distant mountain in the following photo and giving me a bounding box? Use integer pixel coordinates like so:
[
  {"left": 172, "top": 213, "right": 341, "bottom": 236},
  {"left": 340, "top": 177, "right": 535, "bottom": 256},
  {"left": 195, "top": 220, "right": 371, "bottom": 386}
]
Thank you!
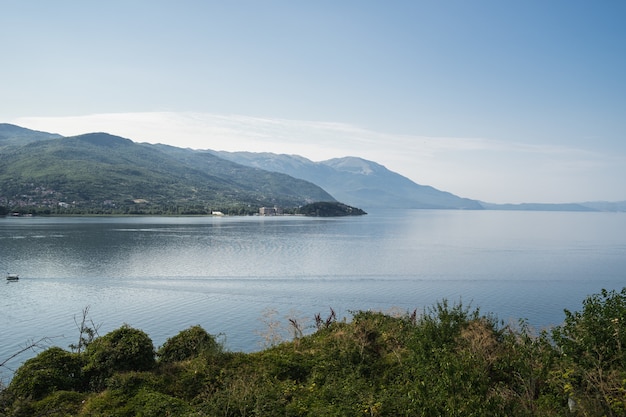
[
  {"left": 578, "top": 201, "right": 626, "bottom": 212},
  {"left": 0, "top": 123, "right": 62, "bottom": 147},
  {"left": 0, "top": 129, "right": 335, "bottom": 214},
  {"left": 480, "top": 202, "right": 596, "bottom": 212},
  {"left": 3, "top": 124, "right": 624, "bottom": 213},
  {"left": 210, "top": 151, "right": 483, "bottom": 210},
  {"left": 480, "top": 201, "right": 626, "bottom": 212}
]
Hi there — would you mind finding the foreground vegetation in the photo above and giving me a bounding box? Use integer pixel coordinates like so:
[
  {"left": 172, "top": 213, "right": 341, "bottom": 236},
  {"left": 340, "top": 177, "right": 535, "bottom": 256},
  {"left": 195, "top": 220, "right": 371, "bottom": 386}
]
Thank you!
[{"left": 1, "top": 288, "right": 625, "bottom": 416}]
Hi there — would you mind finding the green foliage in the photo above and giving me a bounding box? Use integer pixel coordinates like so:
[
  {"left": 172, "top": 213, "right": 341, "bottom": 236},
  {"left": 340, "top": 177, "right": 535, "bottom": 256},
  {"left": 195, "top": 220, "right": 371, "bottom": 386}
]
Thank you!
[
  {"left": 551, "top": 288, "right": 626, "bottom": 416},
  {"left": 157, "top": 325, "right": 221, "bottom": 363},
  {"left": 297, "top": 201, "right": 367, "bottom": 216},
  {"left": 80, "top": 373, "right": 191, "bottom": 417},
  {"left": 8, "top": 347, "right": 84, "bottom": 401},
  {"left": 31, "top": 390, "right": 87, "bottom": 417},
  {"left": 83, "top": 324, "right": 155, "bottom": 390},
  {"left": 2, "top": 391, "right": 88, "bottom": 417},
  {"left": 156, "top": 355, "right": 221, "bottom": 401},
  {"left": 553, "top": 288, "right": 626, "bottom": 369},
  {"left": 128, "top": 388, "right": 191, "bottom": 417},
  {"left": 2, "top": 290, "right": 626, "bottom": 416}
]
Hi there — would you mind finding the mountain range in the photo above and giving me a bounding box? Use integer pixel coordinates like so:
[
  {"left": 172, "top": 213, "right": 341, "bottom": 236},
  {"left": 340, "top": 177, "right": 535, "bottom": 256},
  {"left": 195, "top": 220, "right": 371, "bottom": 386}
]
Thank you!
[
  {"left": 0, "top": 124, "right": 333, "bottom": 214},
  {"left": 1, "top": 123, "right": 624, "bottom": 213},
  {"left": 209, "top": 151, "right": 483, "bottom": 210}
]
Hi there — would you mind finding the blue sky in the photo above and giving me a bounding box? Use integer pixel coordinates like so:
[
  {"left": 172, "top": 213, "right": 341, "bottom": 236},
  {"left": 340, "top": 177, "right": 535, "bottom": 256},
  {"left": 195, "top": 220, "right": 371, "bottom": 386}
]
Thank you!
[{"left": 2, "top": 1, "right": 625, "bottom": 203}]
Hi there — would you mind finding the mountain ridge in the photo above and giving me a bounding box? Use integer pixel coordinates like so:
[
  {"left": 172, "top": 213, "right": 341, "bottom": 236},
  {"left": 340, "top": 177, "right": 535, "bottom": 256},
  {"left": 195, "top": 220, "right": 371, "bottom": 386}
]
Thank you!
[
  {"left": 209, "top": 151, "right": 626, "bottom": 212},
  {"left": 0, "top": 127, "right": 335, "bottom": 214},
  {"left": 0, "top": 123, "right": 63, "bottom": 147},
  {"left": 211, "top": 151, "right": 484, "bottom": 210},
  {"left": 1, "top": 123, "right": 624, "bottom": 213}
]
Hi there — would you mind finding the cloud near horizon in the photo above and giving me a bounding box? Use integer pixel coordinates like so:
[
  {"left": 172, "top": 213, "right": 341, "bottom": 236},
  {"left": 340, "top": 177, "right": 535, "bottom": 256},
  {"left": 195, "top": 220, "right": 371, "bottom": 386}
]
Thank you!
[{"left": 12, "top": 112, "right": 625, "bottom": 204}]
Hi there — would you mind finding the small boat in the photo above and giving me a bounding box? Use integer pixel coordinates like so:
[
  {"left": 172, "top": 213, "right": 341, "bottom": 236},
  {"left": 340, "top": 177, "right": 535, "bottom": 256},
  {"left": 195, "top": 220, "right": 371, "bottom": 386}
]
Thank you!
[{"left": 6, "top": 274, "right": 19, "bottom": 282}]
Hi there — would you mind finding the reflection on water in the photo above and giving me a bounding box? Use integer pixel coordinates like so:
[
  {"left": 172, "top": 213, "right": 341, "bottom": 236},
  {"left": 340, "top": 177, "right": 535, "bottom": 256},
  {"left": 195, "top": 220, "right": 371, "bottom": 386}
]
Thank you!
[{"left": 1, "top": 210, "right": 625, "bottom": 375}]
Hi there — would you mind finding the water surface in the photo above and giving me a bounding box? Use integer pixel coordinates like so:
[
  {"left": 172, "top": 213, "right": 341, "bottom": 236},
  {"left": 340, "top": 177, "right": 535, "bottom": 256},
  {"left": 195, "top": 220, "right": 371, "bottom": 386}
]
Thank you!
[{"left": 1, "top": 210, "right": 625, "bottom": 376}]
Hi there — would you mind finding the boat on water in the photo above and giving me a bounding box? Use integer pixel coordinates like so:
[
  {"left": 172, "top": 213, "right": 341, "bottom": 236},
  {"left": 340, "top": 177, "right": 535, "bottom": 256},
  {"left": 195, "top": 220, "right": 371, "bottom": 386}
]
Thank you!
[{"left": 6, "top": 274, "right": 19, "bottom": 282}]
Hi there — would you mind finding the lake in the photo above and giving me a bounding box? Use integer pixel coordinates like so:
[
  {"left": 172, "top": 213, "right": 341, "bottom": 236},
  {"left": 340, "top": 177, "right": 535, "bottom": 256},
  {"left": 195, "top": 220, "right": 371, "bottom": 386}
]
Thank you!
[{"left": 1, "top": 210, "right": 625, "bottom": 377}]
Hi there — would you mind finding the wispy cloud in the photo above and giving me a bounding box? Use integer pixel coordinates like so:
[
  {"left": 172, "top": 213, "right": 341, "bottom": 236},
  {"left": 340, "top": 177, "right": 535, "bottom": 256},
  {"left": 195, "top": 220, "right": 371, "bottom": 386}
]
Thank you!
[{"left": 12, "top": 112, "right": 625, "bottom": 203}]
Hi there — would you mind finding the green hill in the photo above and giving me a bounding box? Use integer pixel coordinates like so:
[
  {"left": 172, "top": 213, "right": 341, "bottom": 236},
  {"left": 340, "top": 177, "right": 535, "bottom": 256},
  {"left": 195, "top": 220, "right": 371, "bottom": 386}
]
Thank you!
[
  {"left": 297, "top": 201, "right": 367, "bottom": 216},
  {"left": 0, "top": 123, "right": 62, "bottom": 148},
  {"left": 0, "top": 128, "right": 335, "bottom": 215}
]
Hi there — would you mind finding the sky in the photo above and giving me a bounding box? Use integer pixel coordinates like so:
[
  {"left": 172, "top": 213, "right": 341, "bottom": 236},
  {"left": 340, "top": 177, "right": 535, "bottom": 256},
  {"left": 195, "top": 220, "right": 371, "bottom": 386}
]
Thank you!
[{"left": 2, "top": 0, "right": 625, "bottom": 204}]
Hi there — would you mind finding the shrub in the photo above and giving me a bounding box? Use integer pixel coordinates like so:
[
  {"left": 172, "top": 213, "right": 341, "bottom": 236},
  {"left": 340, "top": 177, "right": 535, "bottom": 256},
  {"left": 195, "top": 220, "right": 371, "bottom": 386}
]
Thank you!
[
  {"left": 552, "top": 288, "right": 626, "bottom": 370},
  {"left": 83, "top": 325, "right": 155, "bottom": 389},
  {"left": 551, "top": 288, "right": 626, "bottom": 416},
  {"left": 128, "top": 388, "right": 191, "bottom": 417},
  {"left": 8, "top": 347, "right": 84, "bottom": 400},
  {"left": 157, "top": 325, "right": 220, "bottom": 363},
  {"left": 105, "top": 370, "right": 161, "bottom": 394},
  {"left": 32, "top": 390, "right": 87, "bottom": 417},
  {"left": 79, "top": 389, "right": 133, "bottom": 416},
  {"left": 82, "top": 384, "right": 192, "bottom": 417}
]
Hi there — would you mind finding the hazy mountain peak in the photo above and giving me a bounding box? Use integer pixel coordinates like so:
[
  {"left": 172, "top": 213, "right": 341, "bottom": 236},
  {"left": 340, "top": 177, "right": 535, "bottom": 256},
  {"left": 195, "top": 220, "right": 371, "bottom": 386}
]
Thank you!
[
  {"left": 321, "top": 157, "right": 385, "bottom": 176},
  {"left": 209, "top": 150, "right": 318, "bottom": 173},
  {"left": 214, "top": 151, "right": 483, "bottom": 210}
]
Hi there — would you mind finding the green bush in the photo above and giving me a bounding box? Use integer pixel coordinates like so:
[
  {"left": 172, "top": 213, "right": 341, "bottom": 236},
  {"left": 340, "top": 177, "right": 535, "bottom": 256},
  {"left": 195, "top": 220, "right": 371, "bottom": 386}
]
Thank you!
[
  {"left": 552, "top": 288, "right": 626, "bottom": 370},
  {"left": 128, "top": 388, "right": 191, "bottom": 417},
  {"left": 155, "top": 357, "right": 214, "bottom": 401},
  {"left": 80, "top": 385, "right": 192, "bottom": 417},
  {"left": 157, "top": 325, "right": 220, "bottom": 363},
  {"left": 8, "top": 347, "right": 84, "bottom": 400},
  {"left": 551, "top": 288, "right": 626, "bottom": 416},
  {"left": 105, "top": 370, "right": 162, "bottom": 394},
  {"left": 32, "top": 390, "right": 87, "bottom": 417},
  {"left": 79, "top": 389, "right": 133, "bottom": 416},
  {"left": 83, "top": 325, "right": 155, "bottom": 389}
]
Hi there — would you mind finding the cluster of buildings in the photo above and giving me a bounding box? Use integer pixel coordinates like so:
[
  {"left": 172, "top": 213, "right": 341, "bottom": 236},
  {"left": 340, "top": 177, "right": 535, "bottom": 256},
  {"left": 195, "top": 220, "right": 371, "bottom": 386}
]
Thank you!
[
  {"left": 258, "top": 206, "right": 284, "bottom": 216},
  {"left": 0, "top": 185, "right": 67, "bottom": 210}
]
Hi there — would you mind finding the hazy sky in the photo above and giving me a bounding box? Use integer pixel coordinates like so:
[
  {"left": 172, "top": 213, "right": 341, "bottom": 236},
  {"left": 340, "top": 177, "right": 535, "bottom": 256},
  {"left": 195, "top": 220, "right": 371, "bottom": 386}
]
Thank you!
[{"left": 2, "top": 1, "right": 625, "bottom": 203}]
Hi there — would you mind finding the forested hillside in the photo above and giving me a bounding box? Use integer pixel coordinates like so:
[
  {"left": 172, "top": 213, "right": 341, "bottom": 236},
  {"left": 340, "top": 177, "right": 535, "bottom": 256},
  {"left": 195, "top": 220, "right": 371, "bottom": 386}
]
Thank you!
[{"left": 0, "top": 127, "right": 335, "bottom": 215}]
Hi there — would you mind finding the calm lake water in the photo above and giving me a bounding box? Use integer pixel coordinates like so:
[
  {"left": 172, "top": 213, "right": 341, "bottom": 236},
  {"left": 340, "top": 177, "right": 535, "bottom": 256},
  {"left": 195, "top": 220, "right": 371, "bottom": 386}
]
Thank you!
[{"left": 1, "top": 210, "right": 625, "bottom": 377}]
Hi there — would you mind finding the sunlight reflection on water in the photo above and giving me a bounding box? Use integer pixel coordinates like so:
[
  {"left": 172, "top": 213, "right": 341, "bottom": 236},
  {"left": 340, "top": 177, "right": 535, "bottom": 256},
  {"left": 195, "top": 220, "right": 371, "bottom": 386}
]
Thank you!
[{"left": 1, "top": 210, "right": 625, "bottom": 377}]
